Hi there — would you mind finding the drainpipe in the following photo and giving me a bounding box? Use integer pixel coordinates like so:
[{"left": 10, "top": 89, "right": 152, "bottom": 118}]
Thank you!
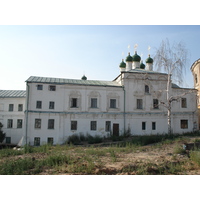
[
  {"left": 25, "top": 82, "right": 30, "bottom": 146},
  {"left": 123, "top": 86, "right": 126, "bottom": 134}
]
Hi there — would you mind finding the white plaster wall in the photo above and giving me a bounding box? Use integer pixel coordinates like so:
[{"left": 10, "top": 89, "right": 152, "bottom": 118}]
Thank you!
[{"left": 0, "top": 97, "right": 25, "bottom": 144}]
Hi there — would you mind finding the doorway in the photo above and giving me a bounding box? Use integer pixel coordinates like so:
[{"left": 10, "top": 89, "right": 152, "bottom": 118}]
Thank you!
[{"left": 113, "top": 123, "right": 119, "bottom": 136}]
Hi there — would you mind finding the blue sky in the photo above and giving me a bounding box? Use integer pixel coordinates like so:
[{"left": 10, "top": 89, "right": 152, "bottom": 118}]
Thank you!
[{"left": 0, "top": 25, "right": 199, "bottom": 90}]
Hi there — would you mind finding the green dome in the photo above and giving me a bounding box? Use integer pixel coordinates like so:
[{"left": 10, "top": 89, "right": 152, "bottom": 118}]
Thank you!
[
  {"left": 125, "top": 53, "right": 133, "bottom": 62},
  {"left": 132, "top": 51, "right": 141, "bottom": 62},
  {"left": 119, "top": 59, "right": 126, "bottom": 68},
  {"left": 81, "top": 75, "right": 87, "bottom": 80},
  {"left": 146, "top": 55, "right": 153, "bottom": 63},
  {"left": 140, "top": 61, "right": 145, "bottom": 69}
]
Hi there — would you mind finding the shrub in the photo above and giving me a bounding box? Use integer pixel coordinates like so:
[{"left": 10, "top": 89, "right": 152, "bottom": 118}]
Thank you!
[{"left": 67, "top": 134, "right": 81, "bottom": 145}]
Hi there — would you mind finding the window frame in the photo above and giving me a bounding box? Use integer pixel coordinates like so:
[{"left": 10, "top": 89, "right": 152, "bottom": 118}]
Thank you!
[
  {"left": 48, "top": 119, "right": 55, "bottom": 129},
  {"left": 49, "top": 101, "right": 55, "bottom": 109},
  {"left": 71, "top": 121, "right": 77, "bottom": 131},
  {"left": 145, "top": 85, "right": 150, "bottom": 94},
  {"left": 34, "top": 137, "right": 40, "bottom": 146},
  {"left": 105, "top": 121, "right": 111, "bottom": 132},
  {"left": 7, "top": 119, "right": 13, "bottom": 128},
  {"left": 8, "top": 104, "right": 14, "bottom": 112},
  {"left": 137, "top": 99, "right": 143, "bottom": 109},
  {"left": 90, "top": 121, "right": 97, "bottom": 131},
  {"left": 181, "top": 98, "right": 187, "bottom": 108},
  {"left": 142, "top": 122, "right": 146, "bottom": 130},
  {"left": 37, "top": 84, "right": 43, "bottom": 90},
  {"left": 17, "top": 119, "right": 23, "bottom": 128},
  {"left": 36, "top": 101, "right": 42, "bottom": 109},
  {"left": 18, "top": 104, "right": 23, "bottom": 111},
  {"left": 110, "top": 99, "right": 117, "bottom": 109},
  {"left": 49, "top": 85, "right": 56, "bottom": 91},
  {"left": 47, "top": 137, "right": 54, "bottom": 145},
  {"left": 35, "top": 119, "right": 41, "bottom": 129},
  {"left": 153, "top": 99, "right": 159, "bottom": 109},
  {"left": 152, "top": 122, "right": 156, "bottom": 130},
  {"left": 181, "top": 120, "right": 188, "bottom": 129},
  {"left": 91, "top": 98, "right": 98, "bottom": 108},
  {"left": 71, "top": 98, "right": 78, "bottom": 108}
]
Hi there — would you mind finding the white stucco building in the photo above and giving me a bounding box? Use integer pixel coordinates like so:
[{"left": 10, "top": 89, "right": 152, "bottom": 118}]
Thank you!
[
  {"left": 0, "top": 52, "right": 198, "bottom": 146},
  {"left": 0, "top": 90, "right": 26, "bottom": 145}
]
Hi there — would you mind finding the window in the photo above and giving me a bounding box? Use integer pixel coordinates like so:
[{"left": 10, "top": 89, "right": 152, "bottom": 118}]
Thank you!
[
  {"left": 91, "top": 121, "right": 97, "bottom": 131},
  {"left": 17, "top": 119, "right": 23, "bottom": 128},
  {"left": 71, "top": 98, "right": 78, "bottom": 108},
  {"left": 195, "top": 74, "right": 198, "bottom": 84},
  {"left": 181, "top": 98, "right": 187, "bottom": 108},
  {"left": 49, "top": 85, "right": 56, "bottom": 91},
  {"left": 137, "top": 99, "right": 143, "bottom": 109},
  {"left": 48, "top": 119, "right": 55, "bottom": 129},
  {"left": 47, "top": 137, "right": 54, "bottom": 145},
  {"left": 91, "top": 98, "right": 97, "bottom": 108},
  {"left": 34, "top": 137, "right": 40, "bottom": 146},
  {"left": 181, "top": 120, "right": 188, "bottom": 129},
  {"left": 36, "top": 101, "right": 42, "bottom": 109},
  {"left": 7, "top": 119, "right": 13, "bottom": 128},
  {"left": 110, "top": 99, "right": 116, "bottom": 108},
  {"left": 18, "top": 104, "right": 23, "bottom": 111},
  {"left": 71, "top": 121, "right": 77, "bottom": 131},
  {"left": 153, "top": 99, "right": 159, "bottom": 109},
  {"left": 142, "top": 122, "right": 146, "bottom": 130},
  {"left": 105, "top": 121, "right": 111, "bottom": 132},
  {"left": 152, "top": 122, "right": 156, "bottom": 130},
  {"left": 35, "top": 119, "right": 41, "bottom": 129},
  {"left": 6, "top": 137, "right": 11, "bottom": 144},
  {"left": 37, "top": 85, "right": 43, "bottom": 90},
  {"left": 9, "top": 104, "right": 14, "bottom": 111},
  {"left": 49, "top": 101, "right": 55, "bottom": 109},
  {"left": 145, "top": 85, "right": 150, "bottom": 94}
]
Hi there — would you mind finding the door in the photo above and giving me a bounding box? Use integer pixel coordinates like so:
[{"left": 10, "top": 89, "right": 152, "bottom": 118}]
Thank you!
[{"left": 113, "top": 123, "right": 119, "bottom": 136}]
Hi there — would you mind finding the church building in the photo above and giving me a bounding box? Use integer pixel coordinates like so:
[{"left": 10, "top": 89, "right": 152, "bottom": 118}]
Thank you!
[{"left": 0, "top": 52, "right": 198, "bottom": 146}]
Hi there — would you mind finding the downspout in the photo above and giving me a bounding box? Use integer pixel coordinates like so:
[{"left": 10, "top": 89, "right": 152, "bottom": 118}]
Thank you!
[
  {"left": 123, "top": 86, "right": 126, "bottom": 134},
  {"left": 25, "top": 82, "right": 30, "bottom": 146}
]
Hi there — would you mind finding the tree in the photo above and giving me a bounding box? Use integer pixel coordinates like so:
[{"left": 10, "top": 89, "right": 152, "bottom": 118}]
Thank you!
[
  {"left": 154, "top": 38, "right": 189, "bottom": 134},
  {"left": 0, "top": 122, "right": 6, "bottom": 143}
]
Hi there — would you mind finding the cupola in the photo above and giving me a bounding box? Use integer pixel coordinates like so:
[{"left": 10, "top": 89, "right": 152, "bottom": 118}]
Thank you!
[
  {"left": 125, "top": 52, "right": 133, "bottom": 62},
  {"left": 81, "top": 75, "right": 87, "bottom": 80},
  {"left": 145, "top": 55, "right": 153, "bottom": 71},
  {"left": 125, "top": 52, "right": 133, "bottom": 71},
  {"left": 119, "top": 59, "right": 126, "bottom": 72},
  {"left": 146, "top": 54, "right": 153, "bottom": 64},
  {"left": 132, "top": 51, "right": 141, "bottom": 69},
  {"left": 140, "top": 61, "right": 145, "bottom": 69}
]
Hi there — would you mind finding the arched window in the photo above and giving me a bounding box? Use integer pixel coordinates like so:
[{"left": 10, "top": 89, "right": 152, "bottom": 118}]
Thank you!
[{"left": 145, "top": 85, "right": 149, "bottom": 94}]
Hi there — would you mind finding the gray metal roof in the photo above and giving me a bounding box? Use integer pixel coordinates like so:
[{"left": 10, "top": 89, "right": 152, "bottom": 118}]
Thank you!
[
  {"left": 26, "top": 76, "right": 122, "bottom": 88},
  {"left": 0, "top": 90, "right": 26, "bottom": 98}
]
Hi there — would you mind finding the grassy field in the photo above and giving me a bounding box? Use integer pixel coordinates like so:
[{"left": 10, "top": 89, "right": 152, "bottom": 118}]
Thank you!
[{"left": 1, "top": 133, "right": 200, "bottom": 175}]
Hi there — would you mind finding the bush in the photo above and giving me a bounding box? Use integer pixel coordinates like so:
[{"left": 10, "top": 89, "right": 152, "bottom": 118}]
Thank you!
[
  {"left": 67, "top": 134, "right": 81, "bottom": 145},
  {"left": 0, "top": 122, "right": 6, "bottom": 143}
]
